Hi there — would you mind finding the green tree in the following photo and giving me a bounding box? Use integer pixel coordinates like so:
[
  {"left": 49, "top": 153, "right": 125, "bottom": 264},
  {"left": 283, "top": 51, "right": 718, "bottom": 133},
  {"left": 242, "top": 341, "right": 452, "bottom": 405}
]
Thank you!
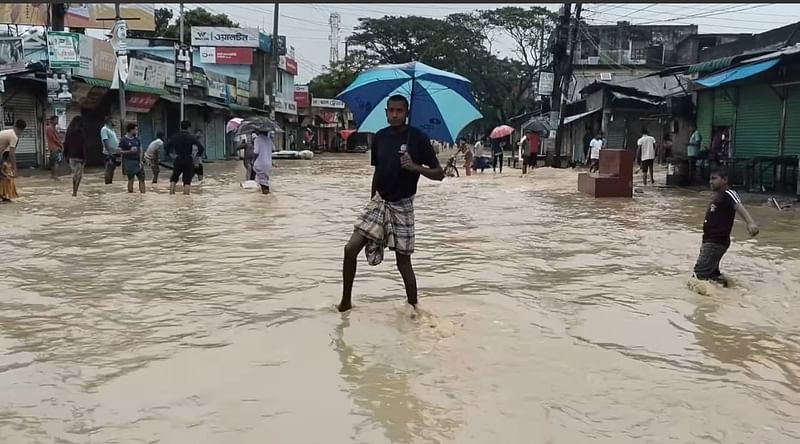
[
  {"left": 128, "top": 7, "right": 173, "bottom": 38},
  {"left": 479, "top": 7, "right": 558, "bottom": 119},
  {"left": 309, "top": 49, "right": 373, "bottom": 99},
  {"left": 129, "top": 7, "right": 239, "bottom": 42}
]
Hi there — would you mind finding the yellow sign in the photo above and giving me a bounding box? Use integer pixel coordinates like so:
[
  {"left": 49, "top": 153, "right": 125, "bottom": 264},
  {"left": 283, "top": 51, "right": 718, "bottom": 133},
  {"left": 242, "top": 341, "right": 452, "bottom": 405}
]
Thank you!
[{"left": 0, "top": 4, "right": 155, "bottom": 32}]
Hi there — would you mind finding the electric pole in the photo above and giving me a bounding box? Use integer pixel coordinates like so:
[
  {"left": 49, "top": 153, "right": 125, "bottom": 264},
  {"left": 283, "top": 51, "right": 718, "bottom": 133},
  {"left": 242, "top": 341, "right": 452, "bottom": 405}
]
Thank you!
[
  {"left": 115, "top": 2, "right": 126, "bottom": 124},
  {"left": 179, "top": 1, "right": 185, "bottom": 121},
  {"left": 553, "top": 3, "right": 582, "bottom": 167},
  {"left": 268, "top": 1, "right": 280, "bottom": 119},
  {"left": 549, "top": 3, "right": 571, "bottom": 148},
  {"left": 51, "top": 3, "right": 66, "bottom": 31}
]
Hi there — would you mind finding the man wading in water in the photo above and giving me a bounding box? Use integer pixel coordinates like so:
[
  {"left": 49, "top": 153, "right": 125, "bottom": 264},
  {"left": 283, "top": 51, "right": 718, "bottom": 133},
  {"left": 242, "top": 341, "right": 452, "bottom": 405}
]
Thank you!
[{"left": 337, "top": 95, "right": 444, "bottom": 313}]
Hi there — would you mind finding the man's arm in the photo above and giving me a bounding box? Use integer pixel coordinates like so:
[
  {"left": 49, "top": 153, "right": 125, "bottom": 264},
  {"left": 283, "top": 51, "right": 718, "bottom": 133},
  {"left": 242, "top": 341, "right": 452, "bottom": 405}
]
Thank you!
[
  {"left": 194, "top": 137, "right": 206, "bottom": 157},
  {"left": 102, "top": 137, "right": 116, "bottom": 154},
  {"left": 735, "top": 203, "right": 759, "bottom": 236},
  {"left": 371, "top": 167, "right": 378, "bottom": 198}
]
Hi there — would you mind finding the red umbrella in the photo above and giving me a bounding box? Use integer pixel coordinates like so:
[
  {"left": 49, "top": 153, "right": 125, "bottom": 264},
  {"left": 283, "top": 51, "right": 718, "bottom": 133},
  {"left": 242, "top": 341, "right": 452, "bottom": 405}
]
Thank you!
[
  {"left": 489, "top": 125, "right": 515, "bottom": 139},
  {"left": 339, "top": 129, "right": 356, "bottom": 141}
]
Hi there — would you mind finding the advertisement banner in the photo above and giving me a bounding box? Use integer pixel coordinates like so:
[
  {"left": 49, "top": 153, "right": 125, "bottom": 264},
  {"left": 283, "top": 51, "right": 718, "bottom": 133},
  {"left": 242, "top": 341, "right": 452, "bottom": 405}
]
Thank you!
[
  {"left": 191, "top": 27, "right": 260, "bottom": 48},
  {"left": 175, "top": 44, "right": 192, "bottom": 85},
  {"left": 206, "top": 71, "right": 227, "bottom": 100},
  {"left": 312, "top": 98, "right": 345, "bottom": 109},
  {"left": 47, "top": 32, "right": 80, "bottom": 68},
  {"left": 75, "top": 35, "right": 116, "bottom": 81},
  {"left": 199, "top": 47, "right": 253, "bottom": 65},
  {"left": 216, "top": 48, "right": 253, "bottom": 65},
  {"left": 258, "top": 32, "right": 287, "bottom": 55},
  {"left": 128, "top": 57, "right": 167, "bottom": 90},
  {"left": 274, "top": 97, "right": 297, "bottom": 115},
  {"left": 278, "top": 56, "right": 298, "bottom": 76},
  {"left": 0, "top": 37, "right": 23, "bottom": 68},
  {"left": 126, "top": 93, "right": 159, "bottom": 113},
  {"left": 294, "top": 85, "right": 310, "bottom": 109},
  {"left": 0, "top": 4, "right": 155, "bottom": 31}
]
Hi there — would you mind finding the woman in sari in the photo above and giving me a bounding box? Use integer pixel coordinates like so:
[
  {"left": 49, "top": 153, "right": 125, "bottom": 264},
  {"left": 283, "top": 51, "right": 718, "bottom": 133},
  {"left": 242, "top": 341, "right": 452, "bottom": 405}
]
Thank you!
[{"left": 253, "top": 131, "right": 274, "bottom": 194}]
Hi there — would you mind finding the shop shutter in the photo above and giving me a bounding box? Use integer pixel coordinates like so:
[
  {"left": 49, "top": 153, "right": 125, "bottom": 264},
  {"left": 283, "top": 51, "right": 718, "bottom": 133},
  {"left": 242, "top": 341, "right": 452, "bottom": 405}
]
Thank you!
[
  {"left": 733, "top": 83, "right": 781, "bottom": 158},
  {"left": 606, "top": 117, "right": 625, "bottom": 149},
  {"left": 713, "top": 88, "right": 735, "bottom": 127},
  {"left": 138, "top": 113, "right": 155, "bottom": 146},
  {"left": 782, "top": 86, "right": 800, "bottom": 157},
  {"left": 695, "top": 90, "right": 713, "bottom": 146},
  {"left": 2, "top": 92, "right": 41, "bottom": 168},
  {"left": 205, "top": 113, "right": 226, "bottom": 160}
]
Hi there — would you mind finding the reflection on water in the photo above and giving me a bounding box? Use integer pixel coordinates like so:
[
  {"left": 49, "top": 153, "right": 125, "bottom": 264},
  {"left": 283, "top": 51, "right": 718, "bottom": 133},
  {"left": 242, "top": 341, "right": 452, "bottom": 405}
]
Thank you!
[{"left": 1, "top": 156, "right": 799, "bottom": 443}]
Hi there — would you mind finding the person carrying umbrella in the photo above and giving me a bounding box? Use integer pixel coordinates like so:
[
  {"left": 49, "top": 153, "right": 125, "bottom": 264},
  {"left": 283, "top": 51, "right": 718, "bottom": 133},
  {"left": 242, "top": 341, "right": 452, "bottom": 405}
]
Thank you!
[
  {"left": 337, "top": 95, "right": 444, "bottom": 312},
  {"left": 336, "top": 61, "right": 482, "bottom": 313}
]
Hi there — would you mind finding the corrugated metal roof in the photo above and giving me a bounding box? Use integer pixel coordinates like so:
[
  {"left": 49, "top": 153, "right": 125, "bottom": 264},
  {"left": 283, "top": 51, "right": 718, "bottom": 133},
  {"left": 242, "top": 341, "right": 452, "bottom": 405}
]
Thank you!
[{"left": 568, "top": 72, "right": 681, "bottom": 102}]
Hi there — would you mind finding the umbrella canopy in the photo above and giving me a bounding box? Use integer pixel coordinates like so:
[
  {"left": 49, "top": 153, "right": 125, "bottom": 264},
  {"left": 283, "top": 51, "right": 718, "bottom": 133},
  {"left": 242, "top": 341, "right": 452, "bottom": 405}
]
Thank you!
[
  {"left": 339, "top": 129, "right": 357, "bottom": 141},
  {"left": 489, "top": 125, "right": 515, "bottom": 139},
  {"left": 235, "top": 116, "right": 283, "bottom": 136},
  {"left": 337, "top": 61, "right": 482, "bottom": 143},
  {"left": 521, "top": 119, "right": 551, "bottom": 135},
  {"left": 226, "top": 117, "right": 243, "bottom": 133}
]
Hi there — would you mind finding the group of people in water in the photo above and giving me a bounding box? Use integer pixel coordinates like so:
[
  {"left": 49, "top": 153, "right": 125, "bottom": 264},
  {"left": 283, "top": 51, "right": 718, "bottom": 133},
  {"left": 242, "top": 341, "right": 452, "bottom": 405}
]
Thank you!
[{"left": 0, "top": 114, "right": 277, "bottom": 199}]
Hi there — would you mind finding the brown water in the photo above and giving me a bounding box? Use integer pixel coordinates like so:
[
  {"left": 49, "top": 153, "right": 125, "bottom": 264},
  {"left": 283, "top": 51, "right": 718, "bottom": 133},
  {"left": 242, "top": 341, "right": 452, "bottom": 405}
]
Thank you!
[{"left": 1, "top": 155, "right": 799, "bottom": 444}]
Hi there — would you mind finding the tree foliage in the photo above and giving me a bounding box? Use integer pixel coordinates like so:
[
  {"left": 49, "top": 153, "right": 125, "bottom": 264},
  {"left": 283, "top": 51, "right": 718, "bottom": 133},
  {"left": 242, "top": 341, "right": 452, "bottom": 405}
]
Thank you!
[
  {"left": 129, "top": 7, "right": 238, "bottom": 43},
  {"left": 308, "top": 9, "right": 556, "bottom": 132}
]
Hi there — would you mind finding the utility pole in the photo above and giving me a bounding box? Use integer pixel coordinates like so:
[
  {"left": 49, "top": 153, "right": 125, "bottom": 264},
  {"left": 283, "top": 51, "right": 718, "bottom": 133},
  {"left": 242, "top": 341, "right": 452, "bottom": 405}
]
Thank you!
[
  {"left": 553, "top": 3, "right": 582, "bottom": 167},
  {"left": 51, "top": 3, "right": 66, "bottom": 31},
  {"left": 179, "top": 1, "right": 185, "bottom": 122},
  {"left": 115, "top": 2, "right": 126, "bottom": 124},
  {"left": 549, "top": 3, "right": 571, "bottom": 149},
  {"left": 344, "top": 40, "right": 349, "bottom": 70},
  {"left": 268, "top": 1, "right": 280, "bottom": 119}
]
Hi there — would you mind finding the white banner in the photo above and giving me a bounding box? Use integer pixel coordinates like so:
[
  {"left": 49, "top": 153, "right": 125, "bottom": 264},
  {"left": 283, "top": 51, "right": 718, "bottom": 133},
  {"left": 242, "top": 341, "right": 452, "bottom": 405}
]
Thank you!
[
  {"left": 191, "top": 27, "right": 260, "bottom": 47},
  {"left": 311, "top": 98, "right": 345, "bottom": 109},
  {"left": 274, "top": 97, "right": 297, "bottom": 115},
  {"left": 199, "top": 47, "right": 216, "bottom": 64},
  {"left": 128, "top": 58, "right": 167, "bottom": 89}
]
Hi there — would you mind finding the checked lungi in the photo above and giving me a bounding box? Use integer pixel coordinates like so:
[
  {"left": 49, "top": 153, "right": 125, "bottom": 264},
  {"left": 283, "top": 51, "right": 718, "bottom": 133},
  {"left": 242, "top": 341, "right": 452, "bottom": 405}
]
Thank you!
[{"left": 354, "top": 194, "right": 415, "bottom": 266}]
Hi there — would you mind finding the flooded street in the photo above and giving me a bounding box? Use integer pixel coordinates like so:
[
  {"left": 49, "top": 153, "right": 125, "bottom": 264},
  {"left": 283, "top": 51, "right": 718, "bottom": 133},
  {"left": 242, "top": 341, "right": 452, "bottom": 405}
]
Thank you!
[{"left": 1, "top": 154, "right": 799, "bottom": 443}]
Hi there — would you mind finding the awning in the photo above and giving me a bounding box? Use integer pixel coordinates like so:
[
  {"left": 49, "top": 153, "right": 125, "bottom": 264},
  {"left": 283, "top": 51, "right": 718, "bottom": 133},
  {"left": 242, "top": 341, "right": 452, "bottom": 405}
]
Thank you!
[
  {"left": 126, "top": 84, "right": 168, "bottom": 96},
  {"left": 696, "top": 59, "right": 780, "bottom": 88},
  {"left": 610, "top": 91, "right": 662, "bottom": 106},
  {"left": 229, "top": 103, "right": 268, "bottom": 114},
  {"left": 563, "top": 108, "right": 602, "bottom": 125},
  {"left": 161, "top": 95, "right": 228, "bottom": 109}
]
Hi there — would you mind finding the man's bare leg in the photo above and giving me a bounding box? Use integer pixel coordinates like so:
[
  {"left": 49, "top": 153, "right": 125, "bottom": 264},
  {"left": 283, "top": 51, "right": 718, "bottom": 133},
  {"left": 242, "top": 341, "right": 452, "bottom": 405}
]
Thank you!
[
  {"left": 139, "top": 179, "right": 146, "bottom": 194},
  {"left": 183, "top": 184, "right": 191, "bottom": 195},
  {"left": 169, "top": 181, "right": 177, "bottom": 195},
  {"left": 395, "top": 252, "right": 418, "bottom": 308},
  {"left": 127, "top": 178, "right": 134, "bottom": 193},
  {"left": 338, "top": 231, "right": 368, "bottom": 312}
]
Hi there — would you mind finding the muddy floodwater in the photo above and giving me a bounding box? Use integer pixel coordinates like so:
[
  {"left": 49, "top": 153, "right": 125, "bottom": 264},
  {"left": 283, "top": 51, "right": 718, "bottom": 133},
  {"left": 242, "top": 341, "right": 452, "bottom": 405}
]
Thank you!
[{"left": 1, "top": 155, "right": 799, "bottom": 443}]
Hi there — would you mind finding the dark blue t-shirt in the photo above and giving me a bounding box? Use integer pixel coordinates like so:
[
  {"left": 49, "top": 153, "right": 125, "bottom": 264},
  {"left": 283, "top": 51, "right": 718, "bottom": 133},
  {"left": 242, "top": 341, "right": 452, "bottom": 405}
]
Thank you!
[
  {"left": 119, "top": 136, "right": 142, "bottom": 160},
  {"left": 370, "top": 126, "right": 439, "bottom": 202}
]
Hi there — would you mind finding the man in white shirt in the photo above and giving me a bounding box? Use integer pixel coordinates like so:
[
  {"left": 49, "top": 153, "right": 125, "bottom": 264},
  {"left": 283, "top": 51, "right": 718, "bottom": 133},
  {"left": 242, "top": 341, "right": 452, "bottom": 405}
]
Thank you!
[
  {"left": 144, "top": 132, "right": 164, "bottom": 183},
  {"left": 636, "top": 128, "right": 657, "bottom": 185},
  {"left": 588, "top": 131, "right": 603, "bottom": 173}
]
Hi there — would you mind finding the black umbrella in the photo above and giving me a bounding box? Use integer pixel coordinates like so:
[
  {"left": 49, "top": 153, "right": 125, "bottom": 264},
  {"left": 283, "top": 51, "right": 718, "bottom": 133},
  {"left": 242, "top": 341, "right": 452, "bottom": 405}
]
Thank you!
[
  {"left": 235, "top": 116, "right": 283, "bottom": 136},
  {"left": 521, "top": 119, "right": 551, "bottom": 134}
]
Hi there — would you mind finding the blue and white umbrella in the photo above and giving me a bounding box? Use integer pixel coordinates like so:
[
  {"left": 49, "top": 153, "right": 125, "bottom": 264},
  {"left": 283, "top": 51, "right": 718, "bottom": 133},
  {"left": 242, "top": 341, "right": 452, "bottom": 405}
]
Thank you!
[{"left": 337, "top": 61, "right": 482, "bottom": 143}]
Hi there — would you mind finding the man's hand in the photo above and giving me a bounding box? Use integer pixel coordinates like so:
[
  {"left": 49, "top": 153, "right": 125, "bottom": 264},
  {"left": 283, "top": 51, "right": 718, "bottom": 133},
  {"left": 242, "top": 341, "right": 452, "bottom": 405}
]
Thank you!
[
  {"left": 747, "top": 223, "right": 760, "bottom": 237},
  {"left": 400, "top": 152, "right": 419, "bottom": 172}
]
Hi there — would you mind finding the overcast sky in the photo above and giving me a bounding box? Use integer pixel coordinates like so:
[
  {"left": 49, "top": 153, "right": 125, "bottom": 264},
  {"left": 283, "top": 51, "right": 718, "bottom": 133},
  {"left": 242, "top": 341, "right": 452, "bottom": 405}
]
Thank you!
[{"left": 162, "top": 3, "right": 798, "bottom": 83}]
